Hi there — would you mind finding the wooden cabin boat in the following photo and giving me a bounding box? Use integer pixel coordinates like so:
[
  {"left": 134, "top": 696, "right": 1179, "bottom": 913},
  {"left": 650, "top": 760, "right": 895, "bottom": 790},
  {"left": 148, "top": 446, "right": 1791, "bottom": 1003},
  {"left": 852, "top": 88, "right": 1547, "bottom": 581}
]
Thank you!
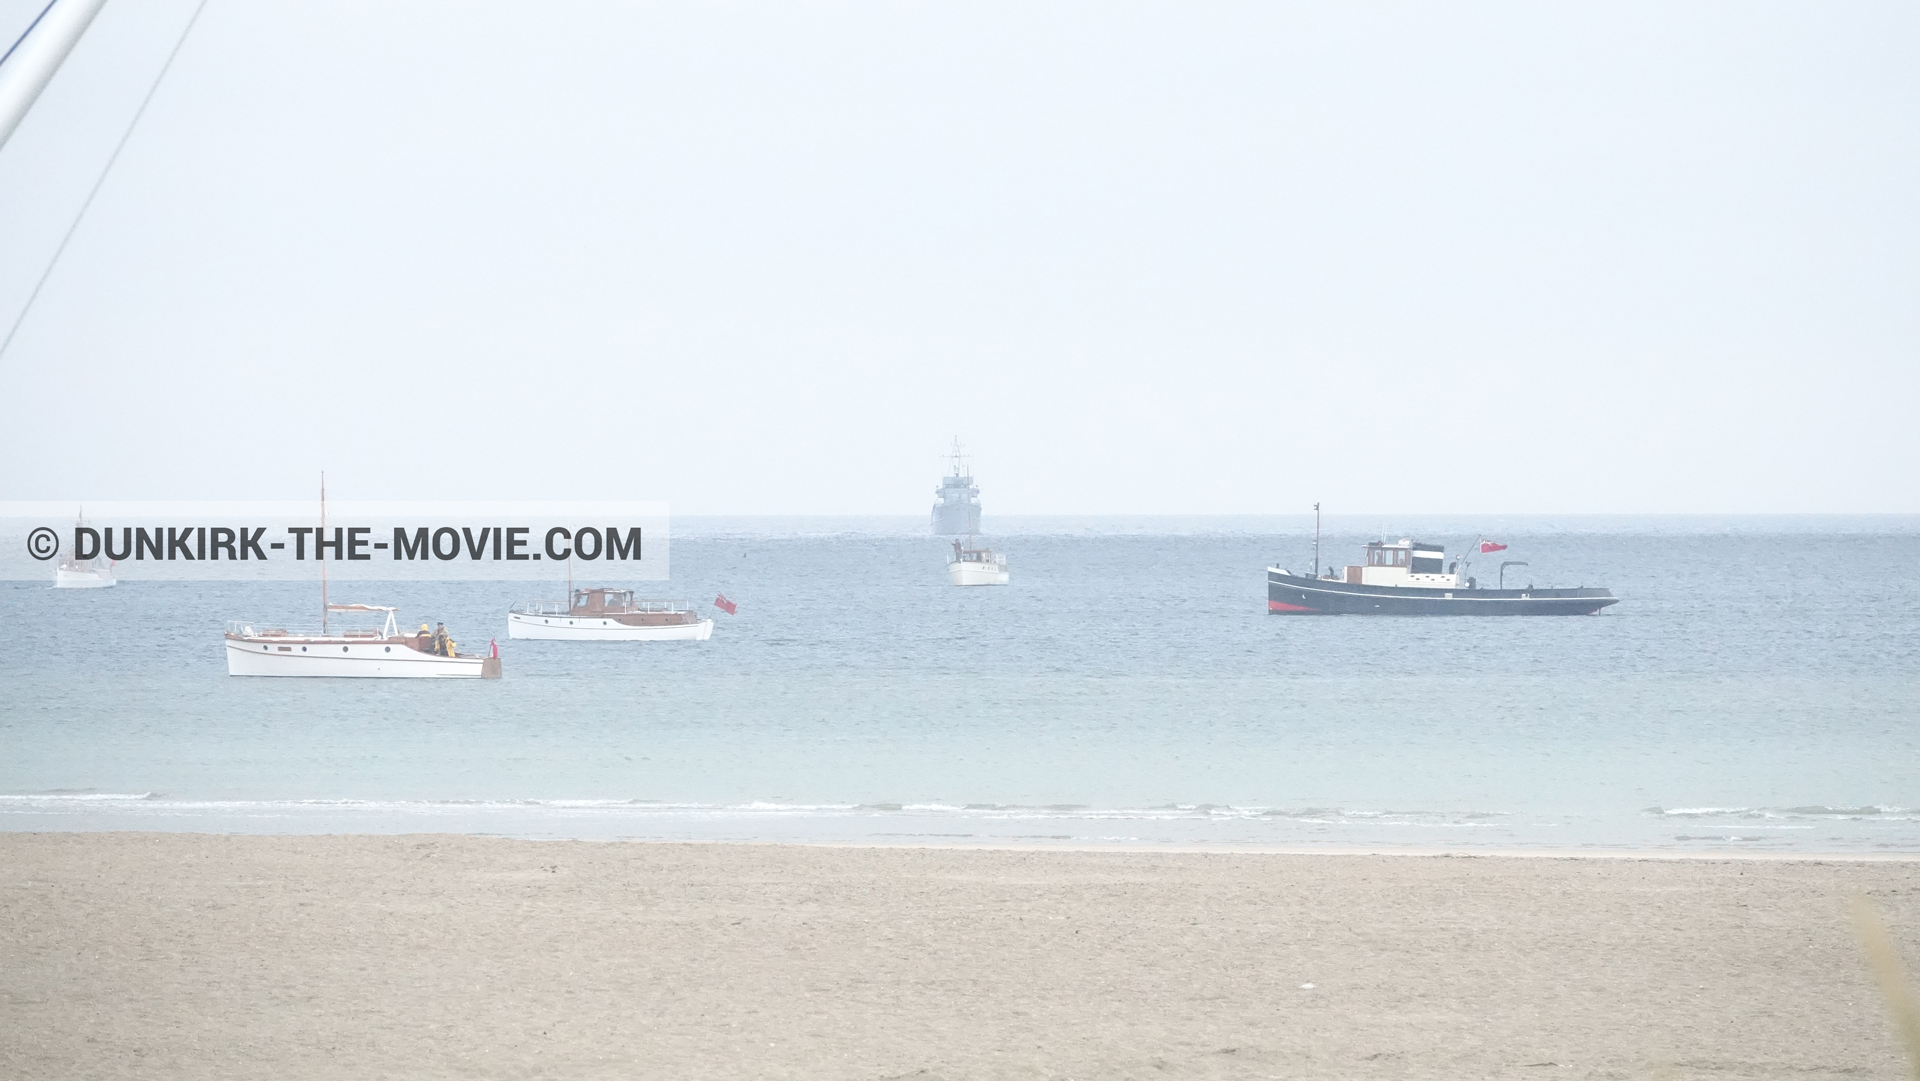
[{"left": 507, "top": 588, "right": 714, "bottom": 641}]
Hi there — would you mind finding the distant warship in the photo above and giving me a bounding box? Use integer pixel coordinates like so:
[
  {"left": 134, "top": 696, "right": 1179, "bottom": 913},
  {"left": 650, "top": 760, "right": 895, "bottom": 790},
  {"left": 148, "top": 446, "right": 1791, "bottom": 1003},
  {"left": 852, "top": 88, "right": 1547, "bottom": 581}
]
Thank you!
[{"left": 931, "top": 438, "right": 982, "bottom": 535}]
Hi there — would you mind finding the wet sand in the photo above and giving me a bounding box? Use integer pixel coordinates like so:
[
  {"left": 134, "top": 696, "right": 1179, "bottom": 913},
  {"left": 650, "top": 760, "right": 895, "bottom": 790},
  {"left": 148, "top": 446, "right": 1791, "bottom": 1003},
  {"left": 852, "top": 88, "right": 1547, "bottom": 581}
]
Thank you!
[{"left": 2, "top": 834, "right": 1916, "bottom": 1080}]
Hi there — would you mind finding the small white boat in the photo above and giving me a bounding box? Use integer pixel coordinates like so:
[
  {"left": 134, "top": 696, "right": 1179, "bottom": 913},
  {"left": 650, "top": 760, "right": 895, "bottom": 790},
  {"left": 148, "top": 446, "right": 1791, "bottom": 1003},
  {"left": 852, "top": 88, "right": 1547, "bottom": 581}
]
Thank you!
[
  {"left": 226, "top": 604, "right": 501, "bottom": 678},
  {"left": 54, "top": 553, "right": 115, "bottom": 588},
  {"left": 508, "top": 588, "right": 713, "bottom": 641},
  {"left": 948, "top": 539, "right": 1009, "bottom": 586},
  {"left": 54, "top": 511, "right": 115, "bottom": 588}
]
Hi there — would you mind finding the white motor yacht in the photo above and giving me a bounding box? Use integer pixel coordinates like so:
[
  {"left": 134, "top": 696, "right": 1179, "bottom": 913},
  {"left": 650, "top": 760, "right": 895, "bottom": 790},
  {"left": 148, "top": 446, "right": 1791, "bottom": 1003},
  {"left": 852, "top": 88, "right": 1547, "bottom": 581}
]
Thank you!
[
  {"left": 54, "top": 553, "right": 115, "bottom": 588},
  {"left": 508, "top": 588, "right": 713, "bottom": 641},
  {"left": 948, "top": 538, "right": 1009, "bottom": 586},
  {"left": 53, "top": 511, "right": 115, "bottom": 587}
]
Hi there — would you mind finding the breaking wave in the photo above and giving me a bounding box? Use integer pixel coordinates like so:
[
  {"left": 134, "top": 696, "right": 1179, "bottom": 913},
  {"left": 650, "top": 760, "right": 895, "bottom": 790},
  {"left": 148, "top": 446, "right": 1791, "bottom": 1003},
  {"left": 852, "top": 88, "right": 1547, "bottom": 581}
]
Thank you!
[
  {"left": 1648, "top": 805, "right": 1920, "bottom": 821},
  {"left": 0, "top": 793, "right": 1510, "bottom": 826}
]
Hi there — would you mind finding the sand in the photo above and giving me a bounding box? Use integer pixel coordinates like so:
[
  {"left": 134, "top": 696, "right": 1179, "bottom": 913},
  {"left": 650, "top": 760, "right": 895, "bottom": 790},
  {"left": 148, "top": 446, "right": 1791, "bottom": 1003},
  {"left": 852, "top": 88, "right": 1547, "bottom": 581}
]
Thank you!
[{"left": 2, "top": 835, "right": 1916, "bottom": 1080}]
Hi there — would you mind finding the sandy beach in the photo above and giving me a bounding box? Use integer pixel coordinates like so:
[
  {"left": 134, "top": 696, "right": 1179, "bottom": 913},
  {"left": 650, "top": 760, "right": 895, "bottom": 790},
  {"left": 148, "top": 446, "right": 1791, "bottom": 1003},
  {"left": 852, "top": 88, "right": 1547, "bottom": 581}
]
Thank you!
[{"left": 2, "top": 835, "right": 1916, "bottom": 1080}]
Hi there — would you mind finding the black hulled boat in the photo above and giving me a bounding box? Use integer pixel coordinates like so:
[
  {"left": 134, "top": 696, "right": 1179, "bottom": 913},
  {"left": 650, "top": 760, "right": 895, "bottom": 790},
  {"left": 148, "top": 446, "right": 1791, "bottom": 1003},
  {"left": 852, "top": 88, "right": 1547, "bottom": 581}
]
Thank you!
[{"left": 1267, "top": 537, "right": 1617, "bottom": 616}]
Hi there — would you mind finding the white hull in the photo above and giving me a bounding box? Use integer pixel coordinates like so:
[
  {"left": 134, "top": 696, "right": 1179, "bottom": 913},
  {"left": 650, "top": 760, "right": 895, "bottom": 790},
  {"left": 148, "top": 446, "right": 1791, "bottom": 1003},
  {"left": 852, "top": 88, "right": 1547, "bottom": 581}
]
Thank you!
[
  {"left": 54, "top": 566, "right": 115, "bottom": 588},
  {"left": 948, "top": 560, "right": 1009, "bottom": 586},
  {"left": 226, "top": 636, "right": 493, "bottom": 678},
  {"left": 507, "top": 611, "right": 713, "bottom": 641}
]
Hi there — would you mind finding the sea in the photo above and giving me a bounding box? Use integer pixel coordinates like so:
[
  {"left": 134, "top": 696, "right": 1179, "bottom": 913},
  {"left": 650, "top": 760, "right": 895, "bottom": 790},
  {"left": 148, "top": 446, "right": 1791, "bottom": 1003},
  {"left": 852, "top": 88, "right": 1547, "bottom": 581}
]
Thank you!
[{"left": 3, "top": 516, "right": 1917, "bottom": 854}]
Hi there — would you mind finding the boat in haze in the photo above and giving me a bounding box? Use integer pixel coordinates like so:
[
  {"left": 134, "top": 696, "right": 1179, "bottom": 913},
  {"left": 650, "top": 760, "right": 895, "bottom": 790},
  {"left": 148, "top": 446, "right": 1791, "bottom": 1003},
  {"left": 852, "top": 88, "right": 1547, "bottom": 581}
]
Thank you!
[
  {"left": 53, "top": 511, "right": 115, "bottom": 587},
  {"left": 54, "top": 553, "right": 115, "bottom": 588},
  {"left": 223, "top": 477, "right": 500, "bottom": 676},
  {"left": 932, "top": 438, "right": 982, "bottom": 535},
  {"left": 948, "top": 538, "right": 1009, "bottom": 586},
  {"left": 1267, "top": 536, "right": 1617, "bottom": 615},
  {"left": 226, "top": 605, "right": 501, "bottom": 677},
  {"left": 507, "top": 588, "right": 713, "bottom": 641}
]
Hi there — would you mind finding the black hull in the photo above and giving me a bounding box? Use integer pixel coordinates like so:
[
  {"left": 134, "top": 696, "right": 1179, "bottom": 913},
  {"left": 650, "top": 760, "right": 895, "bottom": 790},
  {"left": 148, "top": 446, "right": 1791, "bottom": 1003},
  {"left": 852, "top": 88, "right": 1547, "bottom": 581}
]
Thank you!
[{"left": 1267, "top": 569, "right": 1617, "bottom": 616}]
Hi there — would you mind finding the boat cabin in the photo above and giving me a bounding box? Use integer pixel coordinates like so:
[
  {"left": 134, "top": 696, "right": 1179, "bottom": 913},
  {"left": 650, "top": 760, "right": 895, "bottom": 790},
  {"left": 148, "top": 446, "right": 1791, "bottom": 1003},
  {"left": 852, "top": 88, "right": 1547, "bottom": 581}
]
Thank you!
[
  {"left": 1342, "top": 539, "right": 1458, "bottom": 588},
  {"left": 571, "top": 588, "right": 636, "bottom": 615},
  {"left": 521, "top": 588, "right": 701, "bottom": 626},
  {"left": 949, "top": 539, "right": 1005, "bottom": 566}
]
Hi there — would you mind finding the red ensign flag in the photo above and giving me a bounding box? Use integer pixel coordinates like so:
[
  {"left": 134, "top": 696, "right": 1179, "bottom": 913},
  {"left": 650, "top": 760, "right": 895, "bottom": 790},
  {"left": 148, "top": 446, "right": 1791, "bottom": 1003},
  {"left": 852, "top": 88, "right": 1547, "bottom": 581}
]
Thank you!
[
  {"left": 714, "top": 593, "right": 737, "bottom": 615},
  {"left": 1481, "top": 540, "right": 1509, "bottom": 553}
]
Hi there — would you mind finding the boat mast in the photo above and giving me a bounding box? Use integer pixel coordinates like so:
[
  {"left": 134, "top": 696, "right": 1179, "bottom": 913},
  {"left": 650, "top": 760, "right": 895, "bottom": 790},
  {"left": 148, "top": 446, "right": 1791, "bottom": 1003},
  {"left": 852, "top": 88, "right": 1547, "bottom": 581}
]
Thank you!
[{"left": 319, "top": 473, "right": 328, "bottom": 635}]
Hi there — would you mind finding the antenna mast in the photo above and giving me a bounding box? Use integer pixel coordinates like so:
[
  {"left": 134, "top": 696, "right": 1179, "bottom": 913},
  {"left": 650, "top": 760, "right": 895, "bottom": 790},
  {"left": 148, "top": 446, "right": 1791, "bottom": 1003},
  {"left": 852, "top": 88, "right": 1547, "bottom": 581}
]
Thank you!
[{"left": 319, "top": 473, "right": 328, "bottom": 635}]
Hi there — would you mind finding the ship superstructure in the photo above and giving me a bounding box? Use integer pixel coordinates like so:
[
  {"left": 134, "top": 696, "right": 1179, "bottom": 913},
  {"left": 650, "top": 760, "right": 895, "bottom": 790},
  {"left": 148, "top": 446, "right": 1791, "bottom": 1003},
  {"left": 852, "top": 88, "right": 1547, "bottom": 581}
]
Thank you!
[{"left": 932, "top": 438, "right": 982, "bottom": 535}]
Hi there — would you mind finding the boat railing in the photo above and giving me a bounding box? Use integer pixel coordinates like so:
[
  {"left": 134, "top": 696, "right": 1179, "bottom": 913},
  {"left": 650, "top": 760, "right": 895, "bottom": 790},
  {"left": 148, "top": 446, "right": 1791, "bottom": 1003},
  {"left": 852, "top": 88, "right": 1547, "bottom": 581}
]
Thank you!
[
  {"left": 227, "top": 621, "right": 332, "bottom": 638},
  {"left": 631, "top": 598, "right": 699, "bottom": 613},
  {"left": 511, "top": 601, "right": 573, "bottom": 616},
  {"left": 511, "top": 598, "right": 702, "bottom": 617},
  {"left": 225, "top": 621, "right": 404, "bottom": 639}
]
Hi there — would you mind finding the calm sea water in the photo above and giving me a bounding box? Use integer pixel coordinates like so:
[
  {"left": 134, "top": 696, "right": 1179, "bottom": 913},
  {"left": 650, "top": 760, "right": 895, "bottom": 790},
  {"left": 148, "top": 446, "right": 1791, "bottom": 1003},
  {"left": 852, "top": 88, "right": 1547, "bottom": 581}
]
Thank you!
[{"left": 4, "top": 517, "right": 1917, "bottom": 853}]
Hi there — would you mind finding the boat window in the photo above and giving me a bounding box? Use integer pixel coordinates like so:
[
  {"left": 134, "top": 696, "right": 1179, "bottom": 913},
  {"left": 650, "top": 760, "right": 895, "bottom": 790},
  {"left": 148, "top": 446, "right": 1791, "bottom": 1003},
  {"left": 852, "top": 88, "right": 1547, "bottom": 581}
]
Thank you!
[{"left": 1366, "top": 546, "right": 1410, "bottom": 567}]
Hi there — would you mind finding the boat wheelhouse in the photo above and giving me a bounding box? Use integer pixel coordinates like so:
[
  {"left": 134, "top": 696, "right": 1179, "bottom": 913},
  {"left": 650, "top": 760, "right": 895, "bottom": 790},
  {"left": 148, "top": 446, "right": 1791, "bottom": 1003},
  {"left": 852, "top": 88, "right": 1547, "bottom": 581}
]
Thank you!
[
  {"left": 1267, "top": 536, "right": 1617, "bottom": 616},
  {"left": 507, "top": 588, "right": 714, "bottom": 641},
  {"left": 948, "top": 539, "right": 1009, "bottom": 586},
  {"left": 226, "top": 604, "right": 501, "bottom": 677}
]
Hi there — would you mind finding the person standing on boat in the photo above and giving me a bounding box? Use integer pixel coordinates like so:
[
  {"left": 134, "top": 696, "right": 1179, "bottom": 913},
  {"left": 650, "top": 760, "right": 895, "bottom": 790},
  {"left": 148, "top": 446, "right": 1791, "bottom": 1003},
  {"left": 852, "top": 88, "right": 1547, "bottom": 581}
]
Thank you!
[{"left": 432, "top": 623, "right": 451, "bottom": 657}]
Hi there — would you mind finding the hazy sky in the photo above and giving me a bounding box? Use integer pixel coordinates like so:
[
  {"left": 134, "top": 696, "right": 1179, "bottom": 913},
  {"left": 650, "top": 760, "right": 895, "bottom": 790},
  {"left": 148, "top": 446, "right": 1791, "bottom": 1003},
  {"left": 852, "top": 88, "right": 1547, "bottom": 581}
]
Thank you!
[{"left": 0, "top": 1, "right": 1913, "bottom": 514}]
